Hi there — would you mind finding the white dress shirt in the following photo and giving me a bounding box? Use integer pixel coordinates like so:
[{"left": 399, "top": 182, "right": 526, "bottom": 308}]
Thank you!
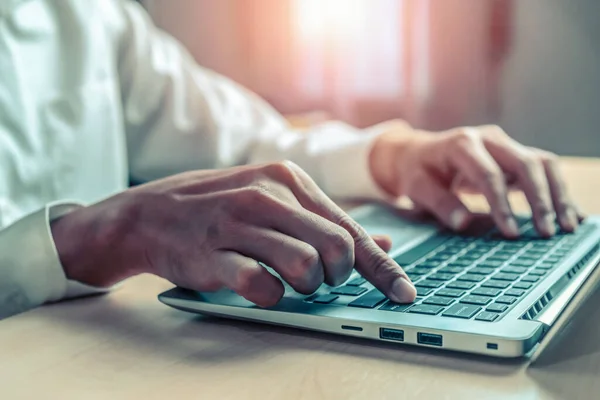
[{"left": 0, "top": 0, "right": 386, "bottom": 319}]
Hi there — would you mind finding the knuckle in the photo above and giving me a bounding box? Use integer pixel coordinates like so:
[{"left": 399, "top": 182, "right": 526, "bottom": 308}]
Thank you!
[
  {"left": 538, "top": 149, "right": 559, "bottom": 165},
  {"left": 449, "top": 128, "right": 479, "bottom": 152},
  {"left": 263, "top": 161, "right": 298, "bottom": 183},
  {"left": 231, "top": 267, "right": 257, "bottom": 294},
  {"left": 517, "top": 152, "right": 541, "bottom": 174},
  {"left": 289, "top": 247, "right": 321, "bottom": 281},
  {"left": 323, "top": 228, "right": 354, "bottom": 263},
  {"left": 534, "top": 201, "right": 554, "bottom": 216},
  {"left": 495, "top": 209, "right": 514, "bottom": 220},
  {"left": 479, "top": 167, "right": 502, "bottom": 186},
  {"left": 453, "top": 127, "right": 479, "bottom": 143},
  {"left": 484, "top": 124, "right": 508, "bottom": 138},
  {"left": 336, "top": 214, "right": 363, "bottom": 240}
]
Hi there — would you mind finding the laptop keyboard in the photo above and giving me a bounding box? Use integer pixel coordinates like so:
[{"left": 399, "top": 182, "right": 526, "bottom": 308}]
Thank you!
[{"left": 305, "top": 222, "right": 595, "bottom": 322}]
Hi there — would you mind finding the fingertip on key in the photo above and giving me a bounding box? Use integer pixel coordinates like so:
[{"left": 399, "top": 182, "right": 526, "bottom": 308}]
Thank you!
[{"left": 389, "top": 277, "right": 417, "bottom": 304}]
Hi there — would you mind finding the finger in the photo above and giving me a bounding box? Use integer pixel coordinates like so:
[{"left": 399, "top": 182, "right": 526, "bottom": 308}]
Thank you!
[
  {"left": 225, "top": 226, "right": 324, "bottom": 294},
  {"left": 408, "top": 176, "right": 473, "bottom": 232},
  {"left": 215, "top": 251, "right": 284, "bottom": 307},
  {"left": 482, "top": 133, "right": 556, "bottom": 236},
  {"left": 539, "top": 152, "right": 579, "bottom": 232},
  {"left": 277, "top": 162, "right": 416, "bottom": 303},
  {"left": 448, "top": 129, "right": 519, "bottom": 238},
  {"left": 372, "top": 234, "right": 393, "bottom": 253},
  {"left": 232, "top": 184, "right": 355, "bottom": 287}
]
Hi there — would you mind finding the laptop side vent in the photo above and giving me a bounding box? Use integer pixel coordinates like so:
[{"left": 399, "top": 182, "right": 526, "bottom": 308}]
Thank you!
[{"left": 521, "top": 243, "right": 600, "bottom": 321}]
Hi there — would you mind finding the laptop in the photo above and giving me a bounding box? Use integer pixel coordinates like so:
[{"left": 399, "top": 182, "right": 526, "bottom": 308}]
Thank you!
[{"left": 158, "top": 204, "right": 600, "bottom": 358}]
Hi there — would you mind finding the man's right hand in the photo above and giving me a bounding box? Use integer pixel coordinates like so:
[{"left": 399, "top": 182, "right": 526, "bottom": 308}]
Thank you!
[{"left": 51, "top": 162, "right": 416, "bottom": 307}]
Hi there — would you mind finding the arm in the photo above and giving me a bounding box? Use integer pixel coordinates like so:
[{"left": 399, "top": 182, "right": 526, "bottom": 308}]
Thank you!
[{"left": 116, "top": 1, "right": 384, "bottom": 200}]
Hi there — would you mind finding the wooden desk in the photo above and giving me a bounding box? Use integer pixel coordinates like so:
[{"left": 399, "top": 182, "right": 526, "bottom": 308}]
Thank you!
[{"left": 2, "top": 158, "right": 600, "bottom": 400}]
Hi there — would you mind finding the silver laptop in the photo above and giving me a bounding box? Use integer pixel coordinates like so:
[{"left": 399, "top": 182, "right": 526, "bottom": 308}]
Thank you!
[{"left": 158, "top": 204, "right": 600, "bottom": 358}]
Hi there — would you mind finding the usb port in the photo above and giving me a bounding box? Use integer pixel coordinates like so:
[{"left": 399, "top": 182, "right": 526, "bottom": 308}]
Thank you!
[
  {"left": 380, "top": 328, "right": 404, "bottom": 342},
  {"left": 417, "top": 332, "right": 443, "bottom": 347}
]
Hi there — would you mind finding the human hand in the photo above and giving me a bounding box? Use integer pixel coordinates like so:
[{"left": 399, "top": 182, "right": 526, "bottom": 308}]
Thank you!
[
  {"left": 51, "top": 162, "right": 416, "bottom": 307},
  {"left": 370, "top": 122, "right": 584, "bottom": 238}
]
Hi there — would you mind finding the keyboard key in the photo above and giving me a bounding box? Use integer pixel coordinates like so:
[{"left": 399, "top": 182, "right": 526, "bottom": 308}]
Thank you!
[
  {"left": 529, "top": 269, "right": 547, "bottom": 276},
  {"left": 438, "top": 266, "right": 464, "bottom": 274},
  {"left": 460, "top": 295, "right": 492, "bottom": 306},
  {"left": 427, "top": 253, "right": 453, "bottom": 262},
  {"left": 513, "top": 281, "right": 533, "bottom": 290},
  {"left": 428, "top": 273, "right": 455, "bottom": 281},
  {"left": 331, "top": 286, "right": 368, "bottom": 296},
  {"left": 487, "top": 254, "right": 511, "bottom": 262},
  {"left": 407, "top": 272, "right": 426, "bottom": 281},
  {"left": 441, "top": 246, "right": 464, "bottom": 254},
  {"left": 486, "top": 303, "right": 508, "bottom": 313},
  {"left": 535, "top": 263, "right": 555, "bottom": 270},
  {"left": 348, "top": 290, "right": 387, "bottom": 308},
  {"left": 407, "top": 267, "right": 432, "bottom": 276},
  {"left": 475, "top": 311, "right": 499, "bottom": 322},
  {"left": 458, "top": 254, "right": 483, "bottom": 262},
  {"left": 394, "top": 235, "right": 450, "bottom": 265},
  {"left": 469, "top": 267, "right": 496, "bottom": 275},
  {"left": 447, "top": 260, "right": 473, "bottom": 267},
  {"left": 416, "top": 280, "right": 444, "bottom": 288},
  {"left": 458, "top": 274, "right": 486, "bottom": 282},
  {"left": 436, "top": 288, "right": 466, "bottom": 298},
  {"left": 528, "top": 250, "right": 547, "bottom": 257},
  {"left": 511, "top": 259, "right": 536, "bottom": 267},
  {"left": 442, "top": 304, "right": 481, "bottom": 319},
  {"left": 492, "top": 273, "right": 520, "bottom": 282},
  {"left": 423, "top": 296, "right": 455, "bottom": 306},
  {"left": 312, "top": 294, "right": 339, "bottom": 304},
  {"left": 481, "top": 280, "right": 511, "bottom": 289},
  {"left": 545, "top": 256, "right": 561, "bottom": 263},
  {"left": 379, "top": 301, "right": 412, "bottom": 312},
  {"left": 408, "top": 304, "right": 445, "bottom": 315},
  {"left": 504, "top": 289, "right": 525, "bottom": 297},
  {"left": 471, "top": 287, "right": 502, "bottom": 297},
  {"left": 496, "top": 296, "right": 517, "bottom": 305},
  {"left": 447, "top": 281, "right": 476, "bottom": 290},
  {"left": 521, "top": 275, "right": 540, "bottom": 283},
  {"left": 416, "top": 287, "right": 434, "bottom": 297},
  {"left": 502, "top": 266, "right": 528, "bottom": 274},
  {"left": 347, "top": 277, "right": 366, "bottom": 286},
  {"left": 413, "top": 263, "right": 439, "bottom": 270},
  {"left": 519, "top": 254, "right": 540, "bottom": 262},
  {"left": 478, "top": 260, "right": 504, "bottom": 268}
]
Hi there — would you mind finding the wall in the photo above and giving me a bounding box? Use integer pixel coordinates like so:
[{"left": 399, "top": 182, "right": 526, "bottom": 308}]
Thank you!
[
  {"left": 143, "top": 0, "right": 600, "bottom": 156},
  {"left": 500, "top": 0, "right": 600, "bottom": 156}
]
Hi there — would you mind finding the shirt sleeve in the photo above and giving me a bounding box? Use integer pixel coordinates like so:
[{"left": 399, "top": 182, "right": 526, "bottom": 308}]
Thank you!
[
  {"left": 116, "top": 1, "right": 390, "bottom": 201},
  {"left": 0, "top": 202, "right": 109, "bottom": 320}
]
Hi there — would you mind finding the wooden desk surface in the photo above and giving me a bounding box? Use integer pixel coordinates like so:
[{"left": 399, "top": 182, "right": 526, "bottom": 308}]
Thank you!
[{"left": 2, "top": 157, "right": 600, "bottom": 400}]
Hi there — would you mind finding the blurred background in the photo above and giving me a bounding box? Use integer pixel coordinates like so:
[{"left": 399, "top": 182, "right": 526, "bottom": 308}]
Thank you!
[{"left": 142, "top": 0, "right": 600, "bottom": 156}]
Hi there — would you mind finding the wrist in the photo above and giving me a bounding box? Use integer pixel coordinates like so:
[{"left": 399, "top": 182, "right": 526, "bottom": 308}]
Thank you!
[
  {"left": 369, "top": 126, "right": 436, "bottom": 197},
  {"left": 51, "top": 198, "right": 140, "bottom": 288}
]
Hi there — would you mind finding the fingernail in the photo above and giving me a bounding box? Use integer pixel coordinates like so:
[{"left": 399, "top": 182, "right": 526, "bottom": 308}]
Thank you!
[
  {"left": 390, "top": 277, "right": 416, "bottom": 303},
  {"left": 449, "top": 209, "right": 469, "bottom": 231},
  {"left": 506, "top": 218, "right": 520, "bottom": 237}
]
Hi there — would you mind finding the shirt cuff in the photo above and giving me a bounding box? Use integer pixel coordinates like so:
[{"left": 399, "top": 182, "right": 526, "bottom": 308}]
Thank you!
[{"left": 318, "top": 123, "right": 393, "bottom": 202}]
